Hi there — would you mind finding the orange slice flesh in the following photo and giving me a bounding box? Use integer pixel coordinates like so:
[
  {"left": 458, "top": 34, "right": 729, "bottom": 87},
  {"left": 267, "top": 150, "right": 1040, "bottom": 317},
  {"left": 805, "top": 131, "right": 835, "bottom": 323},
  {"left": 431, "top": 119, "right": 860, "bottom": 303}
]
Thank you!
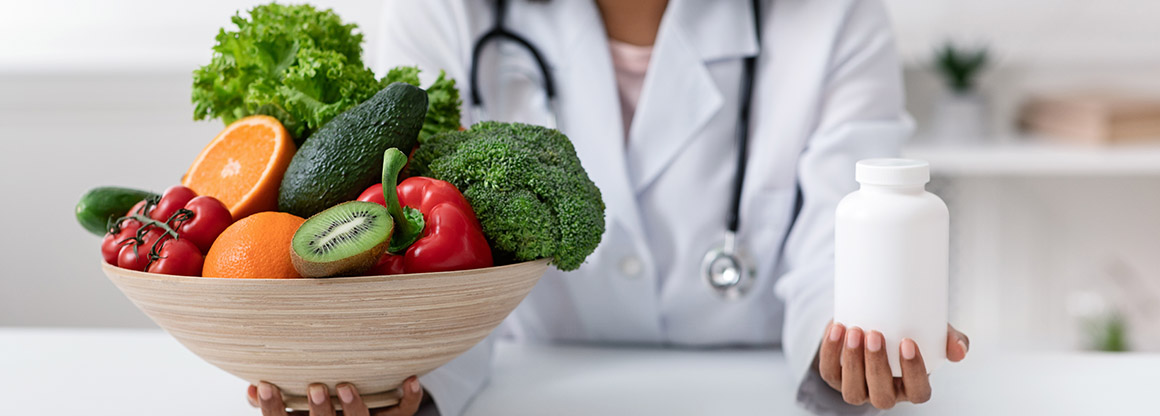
[{"left": 183, "top": 115, "right": 296, "bottom": 221}]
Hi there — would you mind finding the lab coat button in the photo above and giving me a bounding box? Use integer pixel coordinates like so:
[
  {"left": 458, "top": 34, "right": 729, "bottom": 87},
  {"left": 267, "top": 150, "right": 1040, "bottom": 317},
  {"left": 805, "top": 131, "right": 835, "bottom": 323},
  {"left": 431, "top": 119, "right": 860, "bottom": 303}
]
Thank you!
[{"left": 619, "top": 256, "right": 643, "bottom": 278}]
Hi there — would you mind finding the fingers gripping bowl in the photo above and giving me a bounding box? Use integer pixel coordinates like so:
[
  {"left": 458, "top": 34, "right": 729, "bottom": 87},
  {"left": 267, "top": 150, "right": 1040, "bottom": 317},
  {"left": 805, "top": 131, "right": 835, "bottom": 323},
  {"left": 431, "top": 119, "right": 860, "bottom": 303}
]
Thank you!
[{"left": 102, "top": 259, "right": 550, "bottom": 409}]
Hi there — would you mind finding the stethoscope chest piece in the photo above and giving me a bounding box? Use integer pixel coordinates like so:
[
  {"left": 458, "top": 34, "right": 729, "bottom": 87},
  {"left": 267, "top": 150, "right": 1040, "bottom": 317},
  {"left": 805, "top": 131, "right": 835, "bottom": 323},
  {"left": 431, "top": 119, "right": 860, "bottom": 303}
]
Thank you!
[{"left": 701, "top": 231, "right": 755, "bottom": 300}]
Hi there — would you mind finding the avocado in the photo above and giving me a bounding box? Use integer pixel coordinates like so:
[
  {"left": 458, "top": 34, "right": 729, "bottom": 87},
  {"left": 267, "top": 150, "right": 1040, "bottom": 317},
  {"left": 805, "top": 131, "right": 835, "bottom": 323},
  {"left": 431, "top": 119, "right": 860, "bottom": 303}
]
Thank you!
[{"left": 278, "top": 82, "right": 428, "bottom": 218}]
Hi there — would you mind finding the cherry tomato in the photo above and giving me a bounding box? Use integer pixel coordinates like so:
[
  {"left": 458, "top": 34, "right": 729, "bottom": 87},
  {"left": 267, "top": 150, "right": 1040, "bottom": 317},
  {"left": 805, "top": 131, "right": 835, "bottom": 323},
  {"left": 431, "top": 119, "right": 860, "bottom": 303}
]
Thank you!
[
  {"left": 128, "top": 199, "right": 152, "bottom": 218},
  {"left": 117, "top": 228, "right": 168, "bottom": 271},
  {"left": 101, "top": 219, "right": 141, "bottom": 265},
  {"left": 178, "top": 196, "right": 233, "bottom": 253},
  {"left": 146, "top": 238, "right": 204, "bottom": 277},
  {"left": 150, "top": 185, "right": 197, "bottom": 223}
]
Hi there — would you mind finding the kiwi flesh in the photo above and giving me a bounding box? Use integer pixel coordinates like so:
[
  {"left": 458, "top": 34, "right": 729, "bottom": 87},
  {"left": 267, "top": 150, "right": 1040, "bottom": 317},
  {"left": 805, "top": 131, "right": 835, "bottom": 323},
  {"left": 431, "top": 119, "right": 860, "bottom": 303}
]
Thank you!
[{"left": 290, "top": 201, "right": 394, "bottom": 277}]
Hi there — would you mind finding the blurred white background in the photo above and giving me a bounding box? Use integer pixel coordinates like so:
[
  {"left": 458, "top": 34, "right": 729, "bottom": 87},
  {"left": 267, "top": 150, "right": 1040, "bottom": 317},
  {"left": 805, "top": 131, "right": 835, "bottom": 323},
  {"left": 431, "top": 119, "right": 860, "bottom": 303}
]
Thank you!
[{"left": 2, "top": 0, "right": 1158, "bottom": 353}]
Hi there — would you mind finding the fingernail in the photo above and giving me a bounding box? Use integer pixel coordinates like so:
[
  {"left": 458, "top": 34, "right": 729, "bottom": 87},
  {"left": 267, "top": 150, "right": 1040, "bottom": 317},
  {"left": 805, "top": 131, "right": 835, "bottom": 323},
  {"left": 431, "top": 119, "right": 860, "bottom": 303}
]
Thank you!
[
  {"left": 958, "top": 339, "right": 969, "bottom": 354},
  {"left": 309, "top": 385, "right": 326, "bottom": 405},
  {"left": 902, "top": 339, "right": 916, "bottom": 360},
  {"left": 846, "top": 328, "right": 861, "bottom": 349},
  {"left": 828, "top": 324, "right": 843, "bottom": 342},
  {"left": 409, "top": 380, "right": 421, "bottom": 394},
  {"left": 337, "top": 385, "right": 354, "bottom": 404},
  {"left": 247, "top": 385, "right": 258, "bottom": 407},
  {"left": 257, "top": 382, "right": 273, "bottom": 400},
  {"left": 866, "top": 331, "right": 882, "bottom": 352}
]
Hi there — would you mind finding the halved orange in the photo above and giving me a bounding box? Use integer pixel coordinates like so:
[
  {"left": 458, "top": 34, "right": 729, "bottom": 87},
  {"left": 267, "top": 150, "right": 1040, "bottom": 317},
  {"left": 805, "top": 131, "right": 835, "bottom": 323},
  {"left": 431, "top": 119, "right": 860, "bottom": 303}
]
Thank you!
[{"left": 183, "top": 115, "right": 295, "bottom": 221}]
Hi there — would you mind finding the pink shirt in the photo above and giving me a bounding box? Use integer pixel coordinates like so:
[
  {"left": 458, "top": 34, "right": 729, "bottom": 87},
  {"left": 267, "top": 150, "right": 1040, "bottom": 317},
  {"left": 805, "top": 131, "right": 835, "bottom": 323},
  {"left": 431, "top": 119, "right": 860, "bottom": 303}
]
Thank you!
[{"left": 608, "top": 39, "right": 654, "bottom": 141}]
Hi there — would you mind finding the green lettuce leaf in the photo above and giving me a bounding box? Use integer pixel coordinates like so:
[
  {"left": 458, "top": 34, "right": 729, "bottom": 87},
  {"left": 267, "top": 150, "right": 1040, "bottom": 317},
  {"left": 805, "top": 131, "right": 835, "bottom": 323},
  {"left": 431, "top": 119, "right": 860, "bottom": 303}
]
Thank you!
[
  {"left": 192, "top": 3, "right": 461, "bottom": 146},
  {"left": 191, "top": 3, "right": 381, "bottom": 144}
]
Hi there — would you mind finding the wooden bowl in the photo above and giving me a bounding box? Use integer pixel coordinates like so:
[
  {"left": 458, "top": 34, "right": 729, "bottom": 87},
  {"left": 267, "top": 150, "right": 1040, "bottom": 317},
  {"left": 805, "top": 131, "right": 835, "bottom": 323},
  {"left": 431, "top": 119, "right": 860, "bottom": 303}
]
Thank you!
[{"left": 102, "top": 259, "right": 549, "bottom": 410}]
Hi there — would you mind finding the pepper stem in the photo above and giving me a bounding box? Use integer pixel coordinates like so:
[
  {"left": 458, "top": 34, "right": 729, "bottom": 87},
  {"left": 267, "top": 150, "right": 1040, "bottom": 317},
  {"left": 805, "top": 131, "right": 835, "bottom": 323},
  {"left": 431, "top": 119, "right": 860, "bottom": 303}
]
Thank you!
[{"left": 382, "top": 147, "right": 424, "bottom": 253}]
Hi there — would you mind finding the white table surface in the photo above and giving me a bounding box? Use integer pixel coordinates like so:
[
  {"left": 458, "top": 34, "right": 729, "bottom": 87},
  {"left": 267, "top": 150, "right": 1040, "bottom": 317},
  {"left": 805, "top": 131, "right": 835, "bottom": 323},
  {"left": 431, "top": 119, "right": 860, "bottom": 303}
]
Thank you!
[{"left": 2, "top": 328, "right": 1156, "bottom": 415}]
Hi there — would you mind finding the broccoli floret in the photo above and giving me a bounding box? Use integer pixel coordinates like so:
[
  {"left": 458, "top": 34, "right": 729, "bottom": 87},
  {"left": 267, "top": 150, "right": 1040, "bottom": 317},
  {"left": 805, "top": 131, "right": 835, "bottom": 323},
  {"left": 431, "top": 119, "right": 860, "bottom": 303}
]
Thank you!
[{"left": 410, "top": 122, "right": 605, "bottom": 271}]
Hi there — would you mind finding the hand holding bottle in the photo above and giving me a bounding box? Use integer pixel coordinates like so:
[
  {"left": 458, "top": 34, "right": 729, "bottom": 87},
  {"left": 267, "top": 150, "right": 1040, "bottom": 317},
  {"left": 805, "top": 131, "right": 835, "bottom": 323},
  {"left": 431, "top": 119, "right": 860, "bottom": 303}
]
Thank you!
[
  {"left": 825, "top": 159, "right": 966, "bottom": 408},
  {"left": 817, "top": 322, "right": 969, "bottom": 409}
]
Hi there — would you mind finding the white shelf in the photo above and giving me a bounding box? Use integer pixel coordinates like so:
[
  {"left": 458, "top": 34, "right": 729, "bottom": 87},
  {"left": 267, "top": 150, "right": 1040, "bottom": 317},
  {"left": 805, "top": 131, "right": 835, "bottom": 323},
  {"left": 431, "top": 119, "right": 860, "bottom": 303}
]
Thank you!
[{"left": 903, "top": 139, "right": 1160, "bottom": 176}]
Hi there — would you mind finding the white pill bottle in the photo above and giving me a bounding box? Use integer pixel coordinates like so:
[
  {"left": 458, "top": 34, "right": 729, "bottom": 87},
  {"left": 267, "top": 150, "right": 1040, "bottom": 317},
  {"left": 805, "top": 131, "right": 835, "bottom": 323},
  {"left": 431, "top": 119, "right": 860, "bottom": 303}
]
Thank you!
[{"left": 834, "top": 159, "right": 948, "bottom": 377}]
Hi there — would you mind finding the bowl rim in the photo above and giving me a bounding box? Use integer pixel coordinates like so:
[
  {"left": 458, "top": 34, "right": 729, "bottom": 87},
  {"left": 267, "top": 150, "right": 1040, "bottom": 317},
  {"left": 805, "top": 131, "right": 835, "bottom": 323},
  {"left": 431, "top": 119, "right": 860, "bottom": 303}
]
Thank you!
[{"left": 101, "top": 258, "right": 552, "bottom": 284}]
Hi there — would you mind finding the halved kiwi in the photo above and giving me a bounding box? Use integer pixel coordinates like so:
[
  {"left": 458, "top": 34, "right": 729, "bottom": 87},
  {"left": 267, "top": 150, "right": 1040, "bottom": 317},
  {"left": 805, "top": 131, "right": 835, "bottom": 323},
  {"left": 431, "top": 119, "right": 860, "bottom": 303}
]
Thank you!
[{"left": 290, "top": 201, "right": 394, "bottom": 277}]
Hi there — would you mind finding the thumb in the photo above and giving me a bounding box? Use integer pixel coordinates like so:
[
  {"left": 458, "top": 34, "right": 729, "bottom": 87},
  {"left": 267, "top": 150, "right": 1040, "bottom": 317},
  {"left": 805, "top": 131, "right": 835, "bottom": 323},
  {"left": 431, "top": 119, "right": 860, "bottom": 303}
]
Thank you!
[{"left": 946, "top": 324, "right": 969, "bottom": 362}]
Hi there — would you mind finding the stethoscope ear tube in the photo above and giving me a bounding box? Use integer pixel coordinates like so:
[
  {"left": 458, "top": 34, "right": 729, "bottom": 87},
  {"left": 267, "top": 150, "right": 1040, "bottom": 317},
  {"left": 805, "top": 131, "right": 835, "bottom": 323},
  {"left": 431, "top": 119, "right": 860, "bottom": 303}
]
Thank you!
[{"left": 469, "top": 0, "right": 557, "bottom": 126}]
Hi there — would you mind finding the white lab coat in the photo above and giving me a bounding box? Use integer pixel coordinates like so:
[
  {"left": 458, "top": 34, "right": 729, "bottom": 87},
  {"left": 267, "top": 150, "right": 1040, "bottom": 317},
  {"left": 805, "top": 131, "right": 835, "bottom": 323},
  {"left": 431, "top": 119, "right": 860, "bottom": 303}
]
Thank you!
[{"left": 377, "top": 0, "right": 912, "bottom": 415}]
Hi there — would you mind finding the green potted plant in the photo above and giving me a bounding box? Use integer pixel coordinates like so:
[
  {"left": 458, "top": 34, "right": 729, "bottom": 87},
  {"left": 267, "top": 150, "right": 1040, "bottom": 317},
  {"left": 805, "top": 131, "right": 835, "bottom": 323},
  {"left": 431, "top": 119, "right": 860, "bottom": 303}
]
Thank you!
[
  {"left": 928, "top": 42, "right": 991, "bottom": 143},
  {"left": 1084, "top": 313, "right": 1129, "bottom": 352}
]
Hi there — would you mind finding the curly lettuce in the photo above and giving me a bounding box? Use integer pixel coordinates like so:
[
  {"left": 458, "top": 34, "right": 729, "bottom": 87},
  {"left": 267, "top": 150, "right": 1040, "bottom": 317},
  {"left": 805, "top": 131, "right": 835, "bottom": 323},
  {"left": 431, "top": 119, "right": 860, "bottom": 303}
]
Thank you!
[
  {"left": 192, "top": 3, "right": 379, "bottom": 144},
  {"left": 192, "top": 3, "right": 462, "bottom": 145}
]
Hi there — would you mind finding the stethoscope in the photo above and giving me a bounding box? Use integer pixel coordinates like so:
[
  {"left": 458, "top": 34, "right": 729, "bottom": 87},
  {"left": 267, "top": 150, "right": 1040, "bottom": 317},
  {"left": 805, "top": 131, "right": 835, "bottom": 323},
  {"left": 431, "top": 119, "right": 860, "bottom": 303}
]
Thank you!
[{"left": 470, "top": 0, "right": 763, "bottom": 299}]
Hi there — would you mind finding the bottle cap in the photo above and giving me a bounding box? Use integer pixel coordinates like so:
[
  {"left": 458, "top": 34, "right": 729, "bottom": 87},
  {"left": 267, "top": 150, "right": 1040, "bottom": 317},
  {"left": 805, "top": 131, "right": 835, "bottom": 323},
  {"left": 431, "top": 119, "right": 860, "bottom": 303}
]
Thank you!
[{"left": 856, "top": 159, "right": 930, "bottom": 186}]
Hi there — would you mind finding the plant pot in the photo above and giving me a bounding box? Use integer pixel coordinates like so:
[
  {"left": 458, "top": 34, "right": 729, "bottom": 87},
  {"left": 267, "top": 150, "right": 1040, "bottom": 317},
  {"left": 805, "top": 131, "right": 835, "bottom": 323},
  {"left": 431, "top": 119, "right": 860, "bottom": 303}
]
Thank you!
[{"left": 928, "top": 91, "right": 989, "bottom": 144}]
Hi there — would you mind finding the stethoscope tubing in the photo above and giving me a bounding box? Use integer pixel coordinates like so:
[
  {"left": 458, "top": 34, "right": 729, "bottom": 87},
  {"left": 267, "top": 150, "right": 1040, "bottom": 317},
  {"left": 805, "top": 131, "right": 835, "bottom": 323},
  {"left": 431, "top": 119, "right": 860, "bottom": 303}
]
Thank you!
[
  {"left": 469, "top": 0, "right": 557, "bottom": 122},
  {"left": 728, "top": 0, "right": 761, "bottom": 233},
  {"left": 470, "top": 0, "right": 767, "bottom": 298}
]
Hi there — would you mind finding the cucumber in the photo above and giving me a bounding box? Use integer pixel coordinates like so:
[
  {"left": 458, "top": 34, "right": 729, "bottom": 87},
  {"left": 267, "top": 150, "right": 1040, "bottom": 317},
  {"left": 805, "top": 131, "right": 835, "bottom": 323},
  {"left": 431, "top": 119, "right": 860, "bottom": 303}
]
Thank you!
[{"left": 76, "top": 187, "right": 158, "bottom": 236}]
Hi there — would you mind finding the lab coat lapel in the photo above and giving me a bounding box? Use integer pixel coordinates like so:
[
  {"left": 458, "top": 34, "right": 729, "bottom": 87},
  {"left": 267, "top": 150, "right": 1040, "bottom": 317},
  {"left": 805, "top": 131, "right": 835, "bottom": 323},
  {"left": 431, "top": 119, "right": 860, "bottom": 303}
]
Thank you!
[
  {"left": 550, "top": 1, "right": 648, "bottom": 246},
  {"left": 550, "top": 1, "right": 666, "bottom": 341},
  {"left": 627, "top": 0, "right": 759, "bottom": 193}
]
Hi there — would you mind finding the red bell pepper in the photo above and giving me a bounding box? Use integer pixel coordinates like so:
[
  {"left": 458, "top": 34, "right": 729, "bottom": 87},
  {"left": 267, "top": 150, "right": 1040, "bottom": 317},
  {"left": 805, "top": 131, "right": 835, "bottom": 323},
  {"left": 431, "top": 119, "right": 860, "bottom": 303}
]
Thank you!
[{"left": 357, "top": 148, "right": 492, "bottom": 274}]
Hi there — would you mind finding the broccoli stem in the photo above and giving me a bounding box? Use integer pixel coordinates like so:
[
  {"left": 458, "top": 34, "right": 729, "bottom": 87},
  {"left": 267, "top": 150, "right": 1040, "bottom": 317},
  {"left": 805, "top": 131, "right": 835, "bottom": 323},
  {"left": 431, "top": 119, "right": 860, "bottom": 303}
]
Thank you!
[{"left": 382, "top": 148, "right": 425, "bottom": 253}]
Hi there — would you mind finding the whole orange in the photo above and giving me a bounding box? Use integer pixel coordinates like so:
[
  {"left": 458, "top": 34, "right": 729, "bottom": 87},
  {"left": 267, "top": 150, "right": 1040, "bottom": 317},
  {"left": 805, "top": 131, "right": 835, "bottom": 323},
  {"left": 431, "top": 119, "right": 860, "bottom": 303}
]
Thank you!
[{"left": 203, "top": 212, "right": 305, "bottom": 278}]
